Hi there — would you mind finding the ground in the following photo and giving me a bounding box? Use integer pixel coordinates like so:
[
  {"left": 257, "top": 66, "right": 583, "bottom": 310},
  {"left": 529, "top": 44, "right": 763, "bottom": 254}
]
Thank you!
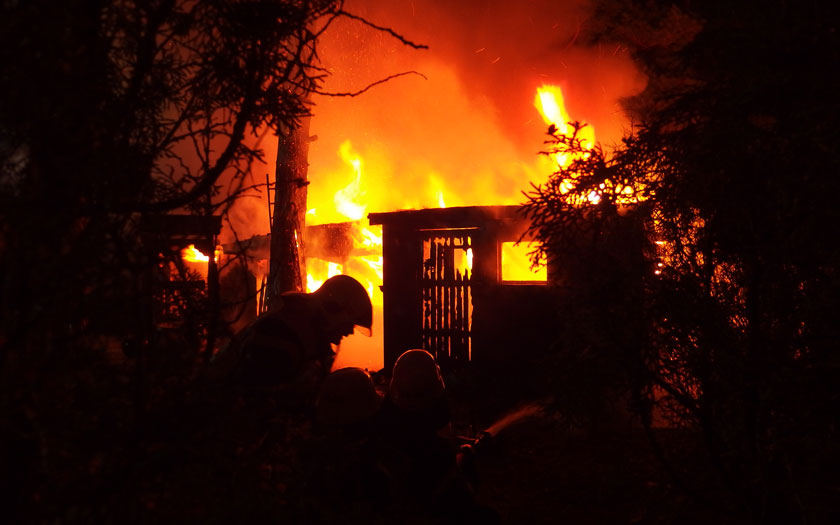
[{"left": 471, "top": 419, "right": 725, "bottom": 524}]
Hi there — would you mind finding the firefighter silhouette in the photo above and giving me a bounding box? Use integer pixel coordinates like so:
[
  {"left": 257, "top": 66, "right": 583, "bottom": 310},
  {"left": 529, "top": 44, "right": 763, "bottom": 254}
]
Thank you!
[
  {"left": 211, "top": 274, "right": 372, "bottom": 392},
  {"left": 301, "top": 367, "right": 389, "bottom": 521},
  {"left": 377, "top": 349, "right": 495, "bottom": 522},
  {"left": 302, "top": 352, "right": 498, "bottom": 522}
]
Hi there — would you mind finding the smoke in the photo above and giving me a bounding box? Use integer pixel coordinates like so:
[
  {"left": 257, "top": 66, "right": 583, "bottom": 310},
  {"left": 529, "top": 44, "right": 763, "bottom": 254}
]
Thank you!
[{"left": 218, "top": 132, "right": 276, "bottom": 245}]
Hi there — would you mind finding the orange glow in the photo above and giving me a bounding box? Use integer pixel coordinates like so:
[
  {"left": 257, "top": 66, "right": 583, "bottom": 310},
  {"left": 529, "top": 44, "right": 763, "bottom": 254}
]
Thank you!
[
  {"left": 534, "top": 85, "right": 598, "bottom": 203},
  {"left": 534, "top": 85, "right": 650, "bottom": 206},
  {"left": 212, "top": 2, "right": 648, "bottom": 369},
  {"left": 306, "top": 85, "right": 604, "bottom": 370},
  {"left": 181, "top": 244, "right": 220, "bottom": 263},
  {"left": 501, "top": 242, "right": 547, "bottom": 282},
  {"left": 535, "top": 84, "right": 595, "bottom": 161},
  {"left": 334, "top": 141, "right": 367, "bottom": 221},
  {"left": 310, "top": 85, "right": 587, "bottom": 223}
]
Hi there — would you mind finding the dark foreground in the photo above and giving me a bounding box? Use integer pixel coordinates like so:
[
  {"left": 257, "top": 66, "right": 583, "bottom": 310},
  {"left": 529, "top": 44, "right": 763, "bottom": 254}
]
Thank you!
[{"left": 5, "top": 373, "right": 838, "bottom": 524}]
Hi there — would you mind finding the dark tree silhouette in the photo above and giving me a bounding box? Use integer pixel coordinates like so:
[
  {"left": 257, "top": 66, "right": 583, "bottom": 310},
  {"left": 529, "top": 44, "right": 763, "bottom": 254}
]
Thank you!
[
  {"left": 0, "top": 1, "right": 423, "bottom": 521},
  {"left": 524, "top": 1, "right": 840, "bottom": 521}
]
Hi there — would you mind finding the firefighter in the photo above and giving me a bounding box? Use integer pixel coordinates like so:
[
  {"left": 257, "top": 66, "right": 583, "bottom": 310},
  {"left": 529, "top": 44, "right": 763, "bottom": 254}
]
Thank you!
[
  {"left": 385, "top": 349, "right": 450, "bottom": 432},
  {"left": 377, "top": 349, "right": 488, "bottom": 522},
  {"left": 315, "top": 366, "right": 383, "bottom": 428},
  {"left": 303, "top": 367, "right": 388, "bottom": 521},
  {"left": 211, "top": 274, "right": 372, "bottom": 394}
]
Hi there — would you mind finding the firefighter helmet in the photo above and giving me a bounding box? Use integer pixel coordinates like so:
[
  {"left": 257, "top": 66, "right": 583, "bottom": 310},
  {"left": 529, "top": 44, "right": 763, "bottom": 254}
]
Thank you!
[
  {"left": 314, "top": 274, "right": 373, "bottom": 336},
  {"left": 316, "top": 367, "right": 383, "bottom": 426},
  {"left": 389, "top": 349, "right": 445, "bottom": 411}
]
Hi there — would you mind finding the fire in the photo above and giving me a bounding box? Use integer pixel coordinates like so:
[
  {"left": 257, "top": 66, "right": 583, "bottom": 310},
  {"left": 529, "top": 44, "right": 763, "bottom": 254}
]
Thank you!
[
  {"left": 307, "top": 260, "right": 344, "bottom": 292},
  {"left": 333, "top": 141, "right": 367, "bottom": 221},
  {"left": 534, "top": 85, "right": 648, "bottom": 206},
  {"left": 305, "top": 85, "right": 597, "bottom": 370},
  {"left": 314, "top": 85, "right": 588, "bottom": 229},
  {"left": 181, "top": 244, "right": 220, "bottom": 263},
  {"left": 536, "top": 86, "right": 572, "bottom": 136},
  {"left": 428, "top": 174, "right": 454, "bottom": 209},
  {"left": 535, "top": 85, "right": 595, "bottom": 152},
  {"left": 502, "top": 242, "right": 547, "bottom": 282},
  {"left": 534, "top": 85, "right": 597, "bottom": 201},
  {"left": 305, "top": 139, "right": 385, "bottom": 314}
]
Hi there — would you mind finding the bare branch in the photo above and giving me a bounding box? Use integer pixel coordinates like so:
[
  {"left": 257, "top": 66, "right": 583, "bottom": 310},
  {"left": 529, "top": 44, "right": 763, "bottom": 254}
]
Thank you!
[
  {"left": 315, "top": 71, "right": 428, "bottom": 97},
  {"left": 336, "top": 10, "right": 429, "bottom": 49}
]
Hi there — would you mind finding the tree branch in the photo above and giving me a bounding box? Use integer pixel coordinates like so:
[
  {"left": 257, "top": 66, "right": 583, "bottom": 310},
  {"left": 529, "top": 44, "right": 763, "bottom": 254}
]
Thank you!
[
  {"left": 315, "top": 71, "right": 427, "bottom": 97},
  {"left": 337, "top": 10, "right": 429, "bottom": 49}
]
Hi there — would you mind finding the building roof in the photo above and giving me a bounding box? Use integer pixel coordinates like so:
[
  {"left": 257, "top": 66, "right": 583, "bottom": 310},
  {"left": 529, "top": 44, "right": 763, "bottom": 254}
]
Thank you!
[{"left": 368, "top": 205, "right": 529, "bottom": 231}]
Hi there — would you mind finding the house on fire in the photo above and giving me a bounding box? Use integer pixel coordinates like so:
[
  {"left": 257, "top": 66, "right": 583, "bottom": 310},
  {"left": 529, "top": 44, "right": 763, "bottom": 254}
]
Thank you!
[
  {"left": 215, "top": 204, "right": 567, "bottom": 374},
  {"left": 368, "top": 205, "right": 559, "bottom": 373},
  {"left": 153, "top": 205, "right": 639, "bottom": 378}
]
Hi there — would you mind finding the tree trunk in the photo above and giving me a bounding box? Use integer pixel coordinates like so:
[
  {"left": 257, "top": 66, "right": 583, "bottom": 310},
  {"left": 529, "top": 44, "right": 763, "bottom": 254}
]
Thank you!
[{"left": 265, "top": 117, "right": 311, "bottom": 309}]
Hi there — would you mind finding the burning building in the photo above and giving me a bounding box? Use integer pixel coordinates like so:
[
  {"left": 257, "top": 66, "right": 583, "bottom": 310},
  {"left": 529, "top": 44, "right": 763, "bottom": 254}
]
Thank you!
[
  {"left": 214, "top": 0, "right": 646, "bottom": 372},
  {"left": 141, "top": 214, "right": 222, "bottom": 329},
  {"left": 369, "top": 205, "right": 556, "bottom": 373}
]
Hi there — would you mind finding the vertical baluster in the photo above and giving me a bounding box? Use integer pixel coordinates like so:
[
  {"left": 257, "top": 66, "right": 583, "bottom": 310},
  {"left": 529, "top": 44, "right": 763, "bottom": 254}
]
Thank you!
[
  {"left": 436, "top": 237, "right": 441, "bottom": 359},
  {"left": 455, "top": 267, "right": 462, "bottom": 361},
  {"left": 439, "top": 237, "right": 445, "bottom": 359},
  {"left": 428, "top": 237, "right": 440, "bottom": 355},
  {"left": 420, "top": 239, "right": 430, "bottom": 348},
  {"left": 463, "top": 236, "right": 469, "bottom": 359},
  {"left": 442, "top": 236, "right": 447, "bottom": 360},
  {"left": 461, "top": 236, "right": 470, "bottom": 361}
]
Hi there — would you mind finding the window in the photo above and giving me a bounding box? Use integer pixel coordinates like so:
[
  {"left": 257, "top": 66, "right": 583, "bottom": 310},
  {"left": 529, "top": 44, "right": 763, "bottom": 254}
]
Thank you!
[{"left": 501, "top": 242, "right": 546, "bottom": 283}]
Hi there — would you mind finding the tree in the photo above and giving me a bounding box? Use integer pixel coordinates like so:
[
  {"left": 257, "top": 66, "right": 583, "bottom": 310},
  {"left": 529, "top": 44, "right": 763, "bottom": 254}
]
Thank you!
[
  {"left": 266, "top": 114, "right": 311, "bottom": 305},
  {"left": 0, "top": 1, "right": 422, "bottom": 520},
  {"left": 524, "top": 0, "right": 840, "bottom": 521}
]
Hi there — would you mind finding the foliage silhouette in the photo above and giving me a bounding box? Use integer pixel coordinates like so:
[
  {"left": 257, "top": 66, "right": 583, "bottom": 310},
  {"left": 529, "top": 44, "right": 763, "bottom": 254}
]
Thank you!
[
  {"left": 524, "top": 1, "right": 840, "bottom": 521},
  {"left": 0, "top": 1, "right": 422, "bottom": 521}
]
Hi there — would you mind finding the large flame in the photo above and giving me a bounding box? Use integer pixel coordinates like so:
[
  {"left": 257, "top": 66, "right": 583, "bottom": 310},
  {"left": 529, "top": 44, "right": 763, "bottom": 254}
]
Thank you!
[
  {"left": 305, "top": 85, "right": 590, "bottom": 370},
  {"left": 214, "top": 1, "right": 648, "bottom": 371},
  {"left": 333, "top": 141, "right": 367, "bottom": 221},
  {"left": 534, "top": 85, "right": 649, "bottom": 206},
  {"left": 534, "top": 85, "right": 602, "bottom": 203}
]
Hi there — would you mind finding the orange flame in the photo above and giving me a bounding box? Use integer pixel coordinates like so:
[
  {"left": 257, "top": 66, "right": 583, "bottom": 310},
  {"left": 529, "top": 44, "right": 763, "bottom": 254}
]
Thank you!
[
  {"left": 534, "top": 85, "right": 648, "bottom": 206},
  {"left": 534, "top": 85, "right": 599, "bottom": 203},
  {"left": 334, "top": 141, "right": 367, "bottom": 221},
  {"left": 181, "top": 244, "right": 220, "bottom": 263},
  {"left": 535, "top": 85, "right": 595, "bottom": 151},
  {"left": 307, "top": 85, "right": 599, "bottom": 370}
]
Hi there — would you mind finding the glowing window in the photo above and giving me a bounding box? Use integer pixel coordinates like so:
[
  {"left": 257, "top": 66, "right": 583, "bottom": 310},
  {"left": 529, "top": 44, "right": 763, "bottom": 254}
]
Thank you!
[{"left": 501, "top": 242, "right": 546, "bottom": 283}]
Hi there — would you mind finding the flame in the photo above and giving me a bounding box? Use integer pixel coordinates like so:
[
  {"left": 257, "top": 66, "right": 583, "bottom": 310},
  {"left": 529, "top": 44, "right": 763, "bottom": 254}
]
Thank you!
[
  {"left": 305, "top": 85, "right": 603, "bottom": 370},
  {"left": 535, "top": 85, "right": 595, "bottom": 154},
  {"left": 181, "top": 244, "right": 220, "bottom": 263},
  {"left": 534, "top": 85, "right": 648, "bottom": 206},
  {"left": 428, "top": 174, "right": 452, "bottom": 209},
  {"left": 360, "top": 226, "right": 382, "bottom": 248},
  {"left": 534, "top": 86, "right": 597, "bottom": 203},
  {"left": 333, "top": 141, "right": 367, "bottom": 221},
  {"left": 536, "top": 86, "right": 572, "bottom": 135},
  {"left": 306, "top": 260, "right": 344, "bottom": 293},
  {"left": 501, "top": 242, "right": 547, "bottom": 282},
  {"left": 534, "top": 85, "right": 596, "bottom": 194}
]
